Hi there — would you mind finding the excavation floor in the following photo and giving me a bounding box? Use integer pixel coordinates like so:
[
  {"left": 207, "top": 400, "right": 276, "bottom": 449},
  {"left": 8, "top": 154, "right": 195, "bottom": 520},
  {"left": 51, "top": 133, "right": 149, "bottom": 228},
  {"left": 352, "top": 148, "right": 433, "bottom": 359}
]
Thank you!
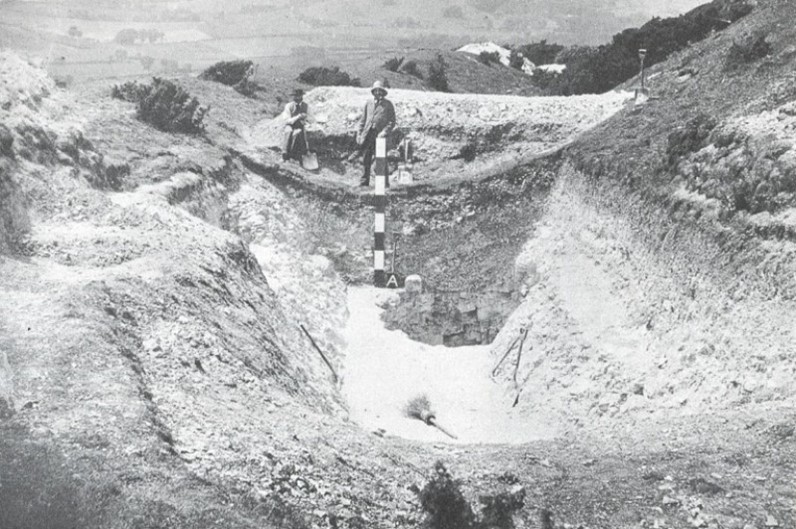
[{"left": 341, "top": 287, "right": 556, "bottom": 444}]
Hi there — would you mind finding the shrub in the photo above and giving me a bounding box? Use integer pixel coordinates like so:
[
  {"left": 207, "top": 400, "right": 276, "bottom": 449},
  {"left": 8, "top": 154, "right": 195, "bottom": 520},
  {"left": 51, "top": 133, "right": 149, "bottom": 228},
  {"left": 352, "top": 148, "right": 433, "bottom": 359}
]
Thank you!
[
  {"left": 200, "top": 60, "right": 253, "bottom": 86},
  {"left": 383, "top": 56, "right": 404, "bottom": 72},
  {"left": 725, "top": 33, "right": 772, "bottom": 69},
  {"left": 427, "top": 54, "right": 450, "bottom": 92},
  {"left": 418, "top": 462, "right": 477, "bottom": 529},
  {"left": 417, "top": 462, "right": 527, "bottom": 529},
  {"left": 517, "top": 40, "right": 564, "bottom": 65},
  {"left": 401, "top": 60, "right": 423, "bottom": 79},
  {"left": 478, "top": 51, "right": 501, "bottom": 66},
  {"left": 666, "top": 113, "right": 717, "bottom": 166},
  {"left": 199, "top": 59, "right": 258, "bottom": 96},
  {"left": 479, "top": 489, "right": 525, "bottom": 529},
  {"left": 111, "top": 78, "right": 208, "bottom": 134},
  {"left": 298, "top": 66, "right": 360, "bottom": 86},
  {"left": 110, "top": 80, "right": 149, "bottom": 103}
]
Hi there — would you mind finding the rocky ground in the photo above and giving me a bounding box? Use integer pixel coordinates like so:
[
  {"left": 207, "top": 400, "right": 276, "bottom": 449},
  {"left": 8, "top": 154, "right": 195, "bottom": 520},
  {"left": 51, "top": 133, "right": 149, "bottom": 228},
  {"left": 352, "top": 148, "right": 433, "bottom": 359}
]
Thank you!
[{"left": 2, "top": 1, "right": 796, "bottom": 525}]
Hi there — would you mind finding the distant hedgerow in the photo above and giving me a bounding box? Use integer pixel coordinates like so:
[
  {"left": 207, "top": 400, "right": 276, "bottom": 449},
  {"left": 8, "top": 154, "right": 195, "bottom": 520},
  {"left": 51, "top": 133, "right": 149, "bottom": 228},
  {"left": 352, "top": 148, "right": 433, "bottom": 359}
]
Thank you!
[
  {"left": 111, "top": 78, "right": 208, "bottom": 134},
  {"left": 298, "top": 66, "right": 360, "bottom": 87}
]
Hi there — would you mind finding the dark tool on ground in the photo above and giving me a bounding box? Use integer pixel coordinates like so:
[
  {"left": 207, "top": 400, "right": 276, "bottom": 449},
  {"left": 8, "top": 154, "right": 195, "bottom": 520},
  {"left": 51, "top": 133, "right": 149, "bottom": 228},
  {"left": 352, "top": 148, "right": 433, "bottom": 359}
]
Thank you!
[
  {"left": 299, "top": 324, "right": 338, "bottom": 382},
  {"left": 404, "top": 394, "right": 458, "bottom": 439}
]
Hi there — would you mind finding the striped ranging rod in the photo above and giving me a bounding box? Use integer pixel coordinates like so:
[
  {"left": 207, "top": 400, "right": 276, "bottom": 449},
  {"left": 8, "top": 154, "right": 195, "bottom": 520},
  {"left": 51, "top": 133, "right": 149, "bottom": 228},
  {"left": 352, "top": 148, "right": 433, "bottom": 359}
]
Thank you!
[{"left": 373, "top": 136, "right": 388, "bottom": 287}]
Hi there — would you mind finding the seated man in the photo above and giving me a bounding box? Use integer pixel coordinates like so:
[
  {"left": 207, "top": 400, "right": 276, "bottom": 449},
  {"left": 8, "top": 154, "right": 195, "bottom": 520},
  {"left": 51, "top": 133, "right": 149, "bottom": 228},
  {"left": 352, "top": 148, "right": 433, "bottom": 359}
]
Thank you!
[{"left": 282, "top": 88, "right": 308, "bottom": 161}]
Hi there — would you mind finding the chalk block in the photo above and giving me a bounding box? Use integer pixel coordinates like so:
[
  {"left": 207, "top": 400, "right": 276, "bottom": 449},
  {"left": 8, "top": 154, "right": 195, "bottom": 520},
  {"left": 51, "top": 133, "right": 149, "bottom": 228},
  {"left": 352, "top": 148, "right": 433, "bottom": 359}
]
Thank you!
[{"left": 405, "top": 274, "right": 423, "bottom": 294}]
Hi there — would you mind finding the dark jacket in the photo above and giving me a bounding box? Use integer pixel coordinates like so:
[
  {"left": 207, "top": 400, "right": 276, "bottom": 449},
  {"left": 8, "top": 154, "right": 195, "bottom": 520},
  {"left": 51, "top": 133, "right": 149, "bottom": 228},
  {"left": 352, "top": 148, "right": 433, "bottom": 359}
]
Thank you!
[
  {"left": 358, "top": 97, "right": 396, "bottom": 143},
  {"left": 285, "top": 101, "right": 308, "bottom": 129}
]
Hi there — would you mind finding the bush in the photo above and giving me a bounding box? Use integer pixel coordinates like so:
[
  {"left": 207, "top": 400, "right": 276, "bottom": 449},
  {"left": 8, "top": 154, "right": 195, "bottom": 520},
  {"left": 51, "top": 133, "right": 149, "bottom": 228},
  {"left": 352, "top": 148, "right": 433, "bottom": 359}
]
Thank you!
[
  {"left": 417, "top": 462, "right": 527, "bottom": 529},
  {"left": 199, "top": 60, "right": 258, "bottom": 96},
  {"left": 200, "top": 60, "right": 253, "bottom": 86},
  {"left": 418, "top": 462, "right": 477, "bottom": 529},
  {"left": 298, "top": 66, "right": 360, "bottom": 86},
  {"left": 478, "top": 51, "right": 501, "bottom": 66},
  {"left": 479, "top": 489, "right": 525, "bottom": 529},
  {"left": 725, "top": 33, "right": 772, "bottom": 69},
  {"left": 110, "top": 81, "right": 149, "bottom": 103},
  {"left": 401, "top": 60, "right": 423, "bottom": 79},
  {"left": 517, "top": 40, "right": 564, "bottom": 65},
  {"left": 111, "top": 78, "right": 208, "bottom": 134},
  {"left": 383, "top": 56, "right": 404, "bottom": 72},
  {"left": 666, "top": 113, "right": 717, "bottom": 166},
  {"left": 427, "top": 54, "right": 450, "bottom": 92}
]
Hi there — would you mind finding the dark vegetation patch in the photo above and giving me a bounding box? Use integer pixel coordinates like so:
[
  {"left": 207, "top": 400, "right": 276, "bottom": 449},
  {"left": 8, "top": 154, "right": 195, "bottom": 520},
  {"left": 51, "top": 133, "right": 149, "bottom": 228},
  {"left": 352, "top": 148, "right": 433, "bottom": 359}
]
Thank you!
[
  {"left": 111, "top": 78, "right": 208, "bottom": 134},
  {"left": 428, "top": 54, "right": 450, "bottom": 92},
  {"left": 665, "top": 113, "right": 718, "bottom": 166},
  {"left": 418, "top": 462, "right": 525, "bottom": 529},
  {"left": 725, "top": 33, "right": 772, "bottom": 70},
  {"left": 383, "top": 56, "right": 404, "bottom": 72},
  {"left": 298, "top": 66, "right": 361, "bottom": 87},
  {"left": 400, "top": 60, "right": 423, "bottom": 79},
  {"left": 199, "top": 60, "right": 259, "bottom": 96},
  {"left": 478, "top": 51, "right": 501, "bottom": 66}
]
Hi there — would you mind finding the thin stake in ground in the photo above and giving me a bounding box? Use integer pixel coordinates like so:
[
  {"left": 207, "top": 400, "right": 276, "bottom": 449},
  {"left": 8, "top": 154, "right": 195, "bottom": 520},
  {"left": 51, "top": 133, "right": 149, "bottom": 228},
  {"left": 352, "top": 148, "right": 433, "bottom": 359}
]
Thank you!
[{"left": 404, "top": 394, "right": 458, "bottom": 440}]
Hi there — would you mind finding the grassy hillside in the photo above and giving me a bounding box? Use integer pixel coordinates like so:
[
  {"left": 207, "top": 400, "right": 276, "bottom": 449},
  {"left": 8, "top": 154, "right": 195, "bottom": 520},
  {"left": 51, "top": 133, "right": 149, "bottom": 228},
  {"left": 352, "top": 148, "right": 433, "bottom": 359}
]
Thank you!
[
  {"left": 572, "top": 0, "right": 796, "bottom": 223},
  {"left": 317, "top": 48, "right": 541, "bottom": 95}
]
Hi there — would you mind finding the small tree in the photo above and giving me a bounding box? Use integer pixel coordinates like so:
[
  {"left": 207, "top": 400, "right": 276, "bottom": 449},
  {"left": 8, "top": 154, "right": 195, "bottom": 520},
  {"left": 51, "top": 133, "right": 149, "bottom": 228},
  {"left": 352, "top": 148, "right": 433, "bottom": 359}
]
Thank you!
[
  {"left": 401, "top": 60, "right": 423, "bottom": 79},
  {"left": 139, "top": 56, "right": 155, "bottom": 71},
  {"left": 114, "top": 28, "right": 139, "bottom": 45},
  {"left": 67, "top": 26, "right": 82, "bottom": 38},
  {"left": 725, "top": 33, "right": 772, "bottom": 70},
  {"left": 427, "top": 54, "right": 450, "bottom": 92},
  {"left": 111, "top": 78, "right": 208, "bottom": 134},
  {"left": 478, "top": 51, "right": 501, "bottom": 66},
  {"left": 418, "top": 462, "right": 476, "bottom": 529},
  {"left": 200, "top": 60, "right": 254, "bottom": 86},
  {"left": 383, "top": 56, "right": 404, "bottom": 72}
]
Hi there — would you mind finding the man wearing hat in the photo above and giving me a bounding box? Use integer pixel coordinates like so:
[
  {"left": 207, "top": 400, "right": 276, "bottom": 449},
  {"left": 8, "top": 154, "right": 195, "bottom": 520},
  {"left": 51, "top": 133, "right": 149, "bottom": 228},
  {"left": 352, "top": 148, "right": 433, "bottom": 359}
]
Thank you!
[
  {"left": 282, "top": 88, "right": 308, "bottom": 161},
  {"left": 356, "top": 80, "right": 396, "bottom": 186}
]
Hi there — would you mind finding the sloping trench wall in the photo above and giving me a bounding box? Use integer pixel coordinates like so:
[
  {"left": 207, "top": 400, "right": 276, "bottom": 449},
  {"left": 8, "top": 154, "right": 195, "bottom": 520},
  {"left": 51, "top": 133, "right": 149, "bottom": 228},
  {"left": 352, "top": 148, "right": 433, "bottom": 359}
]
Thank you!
[{"left": 488, "top": 158, "right": 796, "bottom": 425}]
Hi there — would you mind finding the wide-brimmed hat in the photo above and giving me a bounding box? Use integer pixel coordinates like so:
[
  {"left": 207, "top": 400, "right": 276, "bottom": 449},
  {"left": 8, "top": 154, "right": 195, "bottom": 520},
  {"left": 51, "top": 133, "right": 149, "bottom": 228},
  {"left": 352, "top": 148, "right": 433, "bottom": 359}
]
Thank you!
[
  {"left": 370, "top": 80, "right": 388, "bottom": 96},
  {"left": 292, "top": 88, "right": 304, "bottom": 97}
]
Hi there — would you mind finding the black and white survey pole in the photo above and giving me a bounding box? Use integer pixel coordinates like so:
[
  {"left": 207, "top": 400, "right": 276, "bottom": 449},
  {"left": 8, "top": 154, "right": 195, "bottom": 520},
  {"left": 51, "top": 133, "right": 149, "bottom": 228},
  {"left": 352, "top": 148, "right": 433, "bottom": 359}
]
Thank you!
[{"left": 373, "top": 136, "right": 387, "bottom": 287}]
